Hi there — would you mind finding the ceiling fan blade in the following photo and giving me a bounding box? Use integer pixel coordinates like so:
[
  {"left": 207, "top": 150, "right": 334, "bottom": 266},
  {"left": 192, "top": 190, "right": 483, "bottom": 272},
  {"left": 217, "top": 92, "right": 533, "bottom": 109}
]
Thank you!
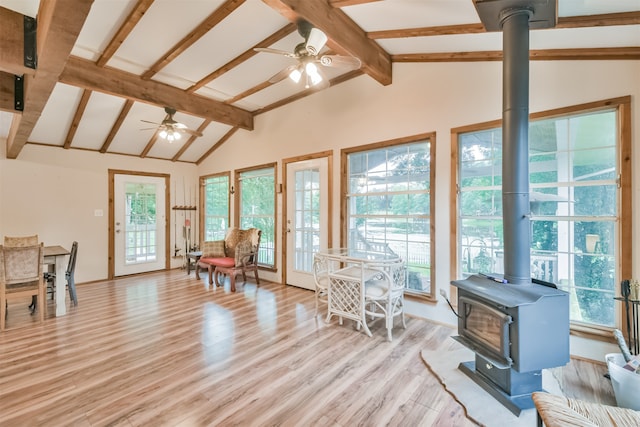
[
  {"left": 140, "top": 119, "right": 162, "bottom": 125},
  {"left": 179, "top": 128, "right": 204, "bottom": 137},
  {"left": 140, "top": 127, "right": 159, "bottom": 131},
  {"left": 320, "top": 55, "right": 361, "bottom": 70},
  {"left": 268, "top": 64, "right": 299, "bottom": 84},
  {"left": 254, "top": 47, "right": 297, "bottom": 58}
]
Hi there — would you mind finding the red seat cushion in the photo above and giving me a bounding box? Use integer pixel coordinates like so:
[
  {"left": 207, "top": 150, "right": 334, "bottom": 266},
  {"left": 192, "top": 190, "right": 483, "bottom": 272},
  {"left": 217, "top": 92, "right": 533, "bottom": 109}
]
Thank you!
[{"left": 200, "top": 257, "right": 235, "bottom": 268}]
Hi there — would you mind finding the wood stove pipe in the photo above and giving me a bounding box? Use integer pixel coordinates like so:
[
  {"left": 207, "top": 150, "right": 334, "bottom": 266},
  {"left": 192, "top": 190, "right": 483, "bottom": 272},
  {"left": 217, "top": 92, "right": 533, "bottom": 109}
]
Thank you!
[{"left": 501, "top": 8, "right": 532, "bottom": 285}]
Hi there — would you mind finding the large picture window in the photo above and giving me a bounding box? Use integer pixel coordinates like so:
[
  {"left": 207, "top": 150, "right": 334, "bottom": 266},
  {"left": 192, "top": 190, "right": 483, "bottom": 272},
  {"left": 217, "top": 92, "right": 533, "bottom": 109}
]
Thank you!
[
  {"left": 342, "top": 133, "right": 435, "bottom": 299},
  {"left": 453, "top": 97, "right": 631, "bottom": 330},
  {"left": 236, "top": 164, "right": 276, "bottom": 268},
  {"left": 200, "top": 173, "right": 230, "bottom": 242}
]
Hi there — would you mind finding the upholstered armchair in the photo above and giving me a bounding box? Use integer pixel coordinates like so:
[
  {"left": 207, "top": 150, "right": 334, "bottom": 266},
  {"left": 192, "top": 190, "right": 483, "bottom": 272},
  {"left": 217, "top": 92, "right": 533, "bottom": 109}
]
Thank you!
[{"left": 196, "top": 228, "right": 262, "bottom": 292}]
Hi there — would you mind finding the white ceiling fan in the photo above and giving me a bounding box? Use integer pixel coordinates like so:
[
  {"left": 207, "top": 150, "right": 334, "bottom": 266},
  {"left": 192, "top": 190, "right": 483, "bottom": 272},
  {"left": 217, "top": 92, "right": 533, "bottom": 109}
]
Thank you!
[
  {"left": 141, "top": 107, "right": 203, "bottom": 142},
  {"left": 255, "top": 20, "right": 361, "bottom": 89}
]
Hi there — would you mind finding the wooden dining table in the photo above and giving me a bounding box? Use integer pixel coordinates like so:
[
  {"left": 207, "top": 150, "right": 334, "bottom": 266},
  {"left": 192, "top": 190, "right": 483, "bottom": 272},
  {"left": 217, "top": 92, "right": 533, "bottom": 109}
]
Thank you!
[{"left": 44, "top": 245, "right": 70, "bottom": 316}]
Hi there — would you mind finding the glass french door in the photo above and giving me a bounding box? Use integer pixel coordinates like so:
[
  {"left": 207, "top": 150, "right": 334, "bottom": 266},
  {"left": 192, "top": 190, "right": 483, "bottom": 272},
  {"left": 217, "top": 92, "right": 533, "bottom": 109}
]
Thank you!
[
  {"left": 285, "top": 158, "right": 328, "bottom": 290},
  {"left": 114, "top": 174, "right": 167, "bottom": 276}
]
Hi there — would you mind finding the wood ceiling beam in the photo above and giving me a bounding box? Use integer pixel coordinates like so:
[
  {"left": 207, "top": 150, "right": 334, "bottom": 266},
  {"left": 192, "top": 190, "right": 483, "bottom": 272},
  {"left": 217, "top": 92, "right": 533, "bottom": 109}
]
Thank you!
[
  {"left": 100, "top": 99, "right": 133, "bottom": 153},
  {"left": 391, "top": 47, "right": 640, "bottom": 62},
  {"left": 196, "top": 126, "right": 239, "bottom": 165},
  {"left": 0, "top": 71, "right": 17, "bottom": 112},
  {"left": 187, "top": 22, "right": 297, "bottom": 93},
  {"left": 262, "top": 0, "right": 391, "bottom": 86},
  {"left": 557, "top": 11, "right": 640, "bottom": 28},
  {"left": 141, "top": 0, "right": 245, "bottom": 80},
  {"left": 96, "top": 0, "right": 155, "bottom": 67},
  {"left": 172, "top": 119, "right": 212, "bottom": 162},
  {"left": 63, "top": 89, "right": 91, "bottom": 149},
  {"left": 0, "top": 7, "right": 36, "bottom": 76},
  {"left": 6, "top": 0, "right": 95, "bottom": 159},
  {"left": 329, "top": 0, "right": 382, "bottom": 7},
  {"left": 140, "top": 132, "right": 160, "bottom": 158},
  {"left": 369, "top": 12, "right": 640, "bottom": 39},
  {"left": 60, "top": 56, "right": 254, "bottom": 130},
  {"left": 254, "top": 69, "right": 363, "bottom": 116}
]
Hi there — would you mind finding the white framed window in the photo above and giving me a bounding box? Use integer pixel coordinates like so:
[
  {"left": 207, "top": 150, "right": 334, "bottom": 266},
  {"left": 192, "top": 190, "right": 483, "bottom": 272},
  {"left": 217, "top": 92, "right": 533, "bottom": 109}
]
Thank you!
[
  {"left": 454, "top": 97, "right": 632, "bottom": 329},
  {"left": 342, "top": 133, "right": 435, "bottom": 299}
]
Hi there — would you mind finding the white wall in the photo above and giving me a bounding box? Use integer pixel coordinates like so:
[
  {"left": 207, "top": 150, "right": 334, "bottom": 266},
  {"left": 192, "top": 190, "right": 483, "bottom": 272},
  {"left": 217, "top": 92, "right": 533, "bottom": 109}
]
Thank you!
[
  {"left": 1, "top": 60, "right": 638, "bottom": 359},
  {"left": 199, "top": 60, "right": 640, "bottom": 359},
  {"left": 0, "top": 144, "right": 197, "bottom": 283}
]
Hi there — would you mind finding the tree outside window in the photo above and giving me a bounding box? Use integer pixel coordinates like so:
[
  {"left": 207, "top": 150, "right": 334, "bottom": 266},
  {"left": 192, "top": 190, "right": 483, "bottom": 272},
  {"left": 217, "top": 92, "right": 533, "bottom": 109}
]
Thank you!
[
  {"left": 456, "top": 102, "right": 628, "bottom": 328},
  {"left": 237, "top": 165, "right": 276, "bottom": 268}
]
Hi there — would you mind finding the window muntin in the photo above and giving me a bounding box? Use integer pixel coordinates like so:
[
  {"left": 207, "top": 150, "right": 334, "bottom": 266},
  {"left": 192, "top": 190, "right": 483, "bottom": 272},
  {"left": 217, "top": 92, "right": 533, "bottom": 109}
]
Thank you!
[
  {"left": 457, "top": 107, "right": 621, "bottom": 327},
  {"left": 237, "top": 165, "right": 276, "bottom": 268},
  {"left": 345, "top": 137, "right": 434, "bottom": 298},
  {"left": 202, "top": 173, "right": 230, "bottom": 242}
]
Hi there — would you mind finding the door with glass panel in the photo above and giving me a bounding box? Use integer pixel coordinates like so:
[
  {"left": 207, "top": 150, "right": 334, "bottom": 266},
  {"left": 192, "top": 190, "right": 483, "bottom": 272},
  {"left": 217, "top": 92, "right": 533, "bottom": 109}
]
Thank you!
[
  {"left": 286, "top": 158, "right": 328, "bottom": 290},
  {"left": 114, "top": 174, "right": 167, "bottom": 276}
]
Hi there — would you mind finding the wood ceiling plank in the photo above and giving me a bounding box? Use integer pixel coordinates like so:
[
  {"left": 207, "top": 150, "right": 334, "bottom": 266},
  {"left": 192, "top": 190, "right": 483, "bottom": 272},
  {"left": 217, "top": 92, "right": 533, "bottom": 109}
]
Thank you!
[
  {"left": 96, "top": 0, "right": 155, "bottom": 67},
  {"left": 100, "top": 99, "right": 133, "bottom": 153},
  {"left": 262, "top": 0, "right": 391, "bottom": 85},
  {"left": 188, "top": 22, "right": 297, "bottom": 93},
  {"left": 141, "top": 0, "right": 245, "bottom": 79},
  {"left": 63, "top": 89, "right": 91, "bottom": 149},
  {"left": 0, "top": 7, "right": 35, "bottom": 76},
  {"left": 6, "top": 0, "right": 95, "bottom": 159},
  {"left": 60, "top": 56, "right": 254, "bottom": 130}
]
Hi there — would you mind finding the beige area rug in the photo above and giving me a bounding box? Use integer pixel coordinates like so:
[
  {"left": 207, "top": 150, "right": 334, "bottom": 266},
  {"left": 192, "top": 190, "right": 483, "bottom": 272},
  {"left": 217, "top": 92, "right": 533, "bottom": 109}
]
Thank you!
[{"left": 421, "top": 346, "right": 564, "bottom": 427}]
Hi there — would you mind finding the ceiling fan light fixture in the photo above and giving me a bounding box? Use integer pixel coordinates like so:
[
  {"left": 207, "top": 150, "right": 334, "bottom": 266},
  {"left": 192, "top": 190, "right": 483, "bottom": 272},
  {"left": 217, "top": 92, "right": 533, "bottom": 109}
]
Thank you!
[
  {"left": 289, "top": 68, "right": 302, "bottom": 83},
  {"left": 306, "top": 62, "right": 323, "bottom": 86},
  {"left": 159, "top": 129, "right": 168, "bottom": 139}
]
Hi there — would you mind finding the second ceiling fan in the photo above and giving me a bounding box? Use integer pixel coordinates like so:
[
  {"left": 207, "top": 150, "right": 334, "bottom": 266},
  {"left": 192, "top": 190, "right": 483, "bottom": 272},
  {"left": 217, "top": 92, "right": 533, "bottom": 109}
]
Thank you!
[
  {"left": 141, "top": 107, "right": 203, "bottom": 142},
  {"left": 255, "top": 20, "right": 362, "bottom": 89}
]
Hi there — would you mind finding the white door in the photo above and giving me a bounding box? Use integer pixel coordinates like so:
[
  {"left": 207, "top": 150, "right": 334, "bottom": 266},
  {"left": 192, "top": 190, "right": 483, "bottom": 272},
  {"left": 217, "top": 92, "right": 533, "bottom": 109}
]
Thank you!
[
  {"left": 286, "top": 158, "right": 328, "bottom": 290},
  {"left": 114, "top": 174, "right": 167, "bottom": 276}
]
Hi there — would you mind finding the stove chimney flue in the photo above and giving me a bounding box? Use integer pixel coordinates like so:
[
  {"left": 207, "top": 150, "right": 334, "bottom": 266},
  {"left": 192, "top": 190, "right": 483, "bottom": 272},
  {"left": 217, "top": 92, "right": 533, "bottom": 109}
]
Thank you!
[
  {"left": 501, "top": 8, "right": 531, "bottom": 285},
  {"left": 473, "top": 0, "right": 557, "bottom": 284}
]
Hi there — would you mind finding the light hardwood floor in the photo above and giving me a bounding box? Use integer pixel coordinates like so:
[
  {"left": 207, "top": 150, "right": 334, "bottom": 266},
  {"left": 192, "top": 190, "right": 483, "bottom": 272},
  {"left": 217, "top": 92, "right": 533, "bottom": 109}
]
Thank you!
[{"left": 0, "top": 270, "right": 614, "bottom": 426}]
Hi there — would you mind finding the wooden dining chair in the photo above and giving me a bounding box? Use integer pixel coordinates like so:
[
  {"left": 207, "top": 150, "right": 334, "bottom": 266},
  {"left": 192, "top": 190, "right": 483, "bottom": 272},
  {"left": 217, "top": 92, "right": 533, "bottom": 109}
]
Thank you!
[
  {"left": 44, "top": 241, "right": 79, "bottom": 306},
  {"left": 3, "top": 235, "right": 40, "bottom": 314},
  {"left": 3, "top": 235, "right": 39, "bottom": 247},
  {"left": 0, "top": 243, "right": 46, "bottom": 330}
]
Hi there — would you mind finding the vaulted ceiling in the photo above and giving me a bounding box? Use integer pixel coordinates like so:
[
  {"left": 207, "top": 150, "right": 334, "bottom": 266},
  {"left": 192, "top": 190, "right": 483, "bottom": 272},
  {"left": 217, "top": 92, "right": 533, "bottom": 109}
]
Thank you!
[{"left": 0, "top": 0, "right": 638, "bottom": 164}]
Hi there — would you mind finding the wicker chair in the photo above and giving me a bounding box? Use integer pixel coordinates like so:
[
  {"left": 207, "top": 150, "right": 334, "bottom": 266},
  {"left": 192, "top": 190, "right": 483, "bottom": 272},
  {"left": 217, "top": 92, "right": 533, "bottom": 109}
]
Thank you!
[
  {"left": 312, "top": 253, "right": 329, "bottom": 316},
  {"left": 363, "top": 259, "right": 406, "bottom": 341},
  {"left": 532, "top": 391, "right": 640, "bottom": 427},
  {"left": 0, "top": 243, "right": 46, "bottom": 330},
  {"left": 197, "top": 228, "right": 261, "bottom": 292}
]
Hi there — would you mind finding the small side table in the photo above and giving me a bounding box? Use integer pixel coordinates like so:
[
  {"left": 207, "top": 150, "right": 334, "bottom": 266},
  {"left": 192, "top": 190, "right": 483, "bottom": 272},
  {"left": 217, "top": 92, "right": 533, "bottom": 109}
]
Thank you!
[{"left": 186, "top": 251, "right": 202, "bottom": 275}]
